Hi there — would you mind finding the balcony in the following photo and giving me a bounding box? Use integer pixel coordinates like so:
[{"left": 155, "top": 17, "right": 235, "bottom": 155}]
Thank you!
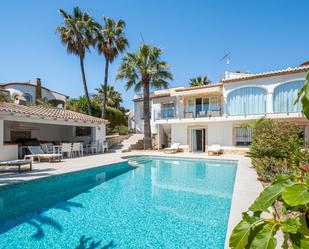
[{"left": 154, "top": 107, "right": 176, "bottom": 120}]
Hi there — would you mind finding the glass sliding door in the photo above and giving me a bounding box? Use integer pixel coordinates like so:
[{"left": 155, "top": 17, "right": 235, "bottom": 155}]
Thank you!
[{"left": 191, "top": 128, "right": 205, "bottom": 152}]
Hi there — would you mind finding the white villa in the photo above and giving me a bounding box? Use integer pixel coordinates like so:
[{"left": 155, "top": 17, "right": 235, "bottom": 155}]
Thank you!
[
  {"left": 133, "top": 63, "right": 309, "bottom": 153},
  {"left": 0, "top": 79, "right": 107, "bottom": 160}
]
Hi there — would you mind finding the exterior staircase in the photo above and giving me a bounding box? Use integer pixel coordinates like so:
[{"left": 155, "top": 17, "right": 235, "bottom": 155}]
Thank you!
[{"left": 113, "top": 133, "right": 144, "bottom": 153}]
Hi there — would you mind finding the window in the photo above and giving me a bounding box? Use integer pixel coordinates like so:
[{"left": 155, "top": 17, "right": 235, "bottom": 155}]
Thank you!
[
  {"left": 235, "top": 127, "right": 252, "bottom": 146},
  {"left": 186, "top": 97, "right": 219, "bottom": 117},
  {"left": 23, "top": 93, "right": 33, "bottom": 103},
  {"left": 227, "top": 87, "right": 266, "bottom": 115},
  {"left": 76, "top": 127, "right": 91, "bottom": 136},
  {"left": 273, "top": 81, "right": 304, "bottom": 113},
  {"left": 161, "top": 102, "right": 175, "bottom": 118}
]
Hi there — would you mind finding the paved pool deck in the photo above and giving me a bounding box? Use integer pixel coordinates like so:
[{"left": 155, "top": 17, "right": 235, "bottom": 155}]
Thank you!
[{"left": 0, "top": 151, "right": 263, "bottom": 248}]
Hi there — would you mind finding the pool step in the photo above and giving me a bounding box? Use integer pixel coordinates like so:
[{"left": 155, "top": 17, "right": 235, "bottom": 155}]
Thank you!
[{"left": 128, "top": 157, "right": 152, "bottom": 167}]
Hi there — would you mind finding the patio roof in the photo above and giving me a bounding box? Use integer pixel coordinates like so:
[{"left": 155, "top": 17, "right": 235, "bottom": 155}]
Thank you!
[{"left": 0, "top": 102, "right": 107, "bottom": 125}]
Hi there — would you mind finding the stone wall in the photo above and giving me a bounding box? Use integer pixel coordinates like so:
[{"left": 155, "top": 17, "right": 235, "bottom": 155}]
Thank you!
[{"left": 106, "top": 134, "right": 130, "bottom": 148}]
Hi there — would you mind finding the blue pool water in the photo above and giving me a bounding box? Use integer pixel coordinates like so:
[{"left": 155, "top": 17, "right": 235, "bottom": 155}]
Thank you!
[{"left": 0, "top": 156, "right": 237, "bottom": 249}]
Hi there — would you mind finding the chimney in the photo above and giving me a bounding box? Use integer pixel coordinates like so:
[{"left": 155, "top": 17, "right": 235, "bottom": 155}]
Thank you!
[{"left": 35, "top": 78, "right": 42, "bottom": 103}]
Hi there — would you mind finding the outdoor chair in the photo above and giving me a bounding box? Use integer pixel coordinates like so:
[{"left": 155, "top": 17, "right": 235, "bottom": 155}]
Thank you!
[
  {"left": 207, "top": 144, "right": 223, "bottom": 156},
  {"left": 102, "top": 141, "right": 108, "bottom": 153},
  {"left": 164, "top": 143, "right": 181, "bottom": 154},
  {"left": 72, "top": 143, "right": 82, "bottom": 157},
  {"left": 40, "top": 143, "right": 53, "bottom": 154},
  {"left": 88, "top": 142, "right": 97, "bottom": 154},
  {"left": 25, "top": 146, "right": 62, "bottom": 163},
  {"left": 61, "top": 143, "right": 73, "bottom": 158}
]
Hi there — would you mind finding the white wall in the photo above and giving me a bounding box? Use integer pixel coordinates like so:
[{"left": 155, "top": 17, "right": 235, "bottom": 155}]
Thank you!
[
  {"left": 207, "top": 122, "right": 234, "bottom": 146},
  {"left": 171, "top": 124, "right": 187, "bottom": 145},
  {"left": 223, "top": 72, "right": 307, "bottom": 115},
  {"left": 0, "top": 120, "right": 18, "bottom": 160}
]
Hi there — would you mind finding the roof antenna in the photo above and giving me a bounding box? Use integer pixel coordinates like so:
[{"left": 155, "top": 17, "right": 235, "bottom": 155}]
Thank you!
[
  {"left": 140, "top": 32, "right": 145, "bottom": 44},
  {"left": 220, "top": 51, "right": 231, "bottom": 65}
]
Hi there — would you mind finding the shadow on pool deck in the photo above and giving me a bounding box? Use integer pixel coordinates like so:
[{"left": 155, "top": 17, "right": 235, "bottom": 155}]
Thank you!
[
  {"left": 0, "top": 168, "right": 56, "bottom": 185},
  {"left": 76, "top": 236, "right": 116, "bottom": 249}
]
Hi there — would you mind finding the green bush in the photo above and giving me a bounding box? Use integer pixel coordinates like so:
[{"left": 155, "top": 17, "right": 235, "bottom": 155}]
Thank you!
[
  {"left": 114, "top": 125, "right": 129, "bottom": 135},
  {"left": 247, "top": 118, "right": 308, "bottom": 181}
]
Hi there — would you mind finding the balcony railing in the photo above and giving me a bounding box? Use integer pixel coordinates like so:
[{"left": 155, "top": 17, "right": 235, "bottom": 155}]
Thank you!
[
  {"left": 154, "top": 105, "right": 304, "bottom": 121},
  {"left": 154, "top": 107, "right": 176, "bottom": 120}
]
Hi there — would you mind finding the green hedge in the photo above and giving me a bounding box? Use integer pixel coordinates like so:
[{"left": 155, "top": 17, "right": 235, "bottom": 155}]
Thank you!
[{"left": 247, "top": 118, "right": 309, "bottom": 181}]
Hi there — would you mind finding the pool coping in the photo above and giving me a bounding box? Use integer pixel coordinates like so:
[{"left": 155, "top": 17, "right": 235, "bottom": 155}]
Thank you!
[{"left": 224, "top": 157, "right": 263, "bottom": 249}]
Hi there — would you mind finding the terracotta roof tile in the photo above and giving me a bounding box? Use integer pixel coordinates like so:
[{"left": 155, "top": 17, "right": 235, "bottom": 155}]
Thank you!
[
  {"left": 0, "top": 102, "right": 106, "bottom": 124},
  {"left": 222, "top": 65, "right": 309, "bottom": 83}
]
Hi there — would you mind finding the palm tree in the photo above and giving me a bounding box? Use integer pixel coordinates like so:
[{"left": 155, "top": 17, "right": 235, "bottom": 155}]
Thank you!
[
  {"left": 189, "top": 76, "right": 211, "bottom": 87},
  {"left": 56, "top": 7, "right": 98, "bottom": 115},
  {"left": 96, "top": 17, "right": 128, "bottom": 118},
  {"left": 94, "top": 84, "right": 122, "bottom": 109},
  {"left": 116, "top": 44, "right": 173, "bottom": 149}
]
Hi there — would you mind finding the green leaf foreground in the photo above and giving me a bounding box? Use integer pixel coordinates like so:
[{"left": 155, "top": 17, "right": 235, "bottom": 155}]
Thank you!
[
  {"left": 282, "top": 185, "right": 309, "bottom": 206},
  {"left": 229, "top": 215, "right": 263, "bottom": 249},
  {"left": 249, "top": 224, "right": 278, "bottom": 249},
  {"left": 229, "top": 173, "right": 309, "bottom": 249},
  {"left": 249, "top": 175, "right": 292, "bottom": 212}
]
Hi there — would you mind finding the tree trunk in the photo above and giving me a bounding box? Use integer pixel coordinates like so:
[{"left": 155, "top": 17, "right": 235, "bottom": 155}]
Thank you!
[
  {"left": 79, "top": 55, "right": 92, "bottom": 115},
  {"left": 102, "top": 59, "right": 109, "bottom": 119},
  {"left": 143, "top": 79, "right": 152, "bottom": 150}
]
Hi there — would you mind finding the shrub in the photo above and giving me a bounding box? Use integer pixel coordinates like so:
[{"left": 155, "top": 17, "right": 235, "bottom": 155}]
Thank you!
[
  {"left": 114, "top": 125, "right": 129, "bottom": 135},
  {"left": 247, "top": 118, "right": 308, "bottom": 181}
]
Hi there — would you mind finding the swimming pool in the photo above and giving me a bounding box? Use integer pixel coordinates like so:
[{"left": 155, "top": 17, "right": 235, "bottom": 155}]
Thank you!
[{"left": 0, "top": 156, "right": 237, "bottom": 249}]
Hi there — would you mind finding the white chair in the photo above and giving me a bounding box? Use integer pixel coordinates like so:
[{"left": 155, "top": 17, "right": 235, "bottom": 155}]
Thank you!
[
  {"left": 72, "top": 143, "right": 82, "bottom": 157},
  {"left": 61, "top": 143, "right": 72, "bottom": 158},
  {"left": 88, "top": 142, "right": 97, "bottom": 154},
  {"left": 40, "top": 143, "right": 53, "bottom": 154},
  {"left": 207, "top": 144, "right": 223, "bottom": 156},
  {"left": 102, "top": 141, "right": 108, "bottom": 153},
  {"left": 164, "top": 143, "right": 180, "bottom": 154}
]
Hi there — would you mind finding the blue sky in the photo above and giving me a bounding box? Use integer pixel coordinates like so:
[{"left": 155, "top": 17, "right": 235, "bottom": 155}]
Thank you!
[{"left": 0, "top": 0, "right": 308, "bottom": 109}]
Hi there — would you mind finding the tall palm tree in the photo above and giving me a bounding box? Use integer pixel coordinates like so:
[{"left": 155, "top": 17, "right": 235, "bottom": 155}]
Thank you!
[
  {"left": 56, "top": 7, "right": 98, "bottom": 115},
  {"left": 96, "top": 17, "right": 128, "bottom": 118},
  {"left": 189, "top": 76, "right": 211, "bottom": 87},
  {"left": 116, "top": 44, "right": 173, "bottom": 149},
  {"left": 94, "top": 84, "right": 122, "bottom": 109}
]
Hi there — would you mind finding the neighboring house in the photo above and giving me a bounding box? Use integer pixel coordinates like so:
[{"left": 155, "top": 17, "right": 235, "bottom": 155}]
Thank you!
[
  {"left": 0, "top": 79, "right": 107, "bottom": 160},
  {"left": 133, "top": 64, "right": 309, "bottom": 153},
  {"left": 0, "top": 78, "right": 67, "bottom": 108},
  {"left": 126, "top": 110, "right": 135, "bottom": 131}
]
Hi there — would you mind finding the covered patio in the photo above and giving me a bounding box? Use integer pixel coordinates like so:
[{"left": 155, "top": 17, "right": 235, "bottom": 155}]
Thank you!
[{"left": 0, "top": 103, "right": 107, "bottom": 160}]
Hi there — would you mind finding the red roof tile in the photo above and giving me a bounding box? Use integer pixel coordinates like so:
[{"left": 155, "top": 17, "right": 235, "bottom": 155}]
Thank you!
[{"left": 0, "top": 102, "right": 106, "bottom": 124}]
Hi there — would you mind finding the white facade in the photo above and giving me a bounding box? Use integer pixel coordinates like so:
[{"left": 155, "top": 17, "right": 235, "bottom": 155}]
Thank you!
[{"left": 133, "top": 65, "right": 309, "bottom": 152}]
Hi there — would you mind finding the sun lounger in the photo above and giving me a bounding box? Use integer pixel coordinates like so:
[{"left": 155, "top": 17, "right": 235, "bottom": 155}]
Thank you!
[
  {"left": 164, "top": 143, "right": 180, "bottom": 154},
  {"left": 207, "top": 144, "right": 223, "bottom": 155},
  {"left": 0, "top": 159, "right": 32, "bottom": 173},
  {"left": 25, "top": 146, "right": 62, "bottom": 163}
]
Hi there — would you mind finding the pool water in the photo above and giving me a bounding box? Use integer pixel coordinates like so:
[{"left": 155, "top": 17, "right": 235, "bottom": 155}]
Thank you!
[{"left": 0, "top": 156, "right": 237, "bottom": 249}]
